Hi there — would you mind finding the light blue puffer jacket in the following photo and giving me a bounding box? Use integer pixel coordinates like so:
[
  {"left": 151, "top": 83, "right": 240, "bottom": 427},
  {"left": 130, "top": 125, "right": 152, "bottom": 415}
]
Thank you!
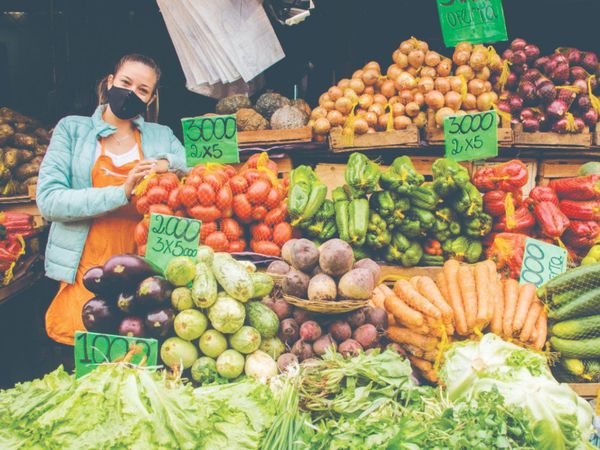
[{"left": 36, "top": 105, "right": 187, "bottom": 283}]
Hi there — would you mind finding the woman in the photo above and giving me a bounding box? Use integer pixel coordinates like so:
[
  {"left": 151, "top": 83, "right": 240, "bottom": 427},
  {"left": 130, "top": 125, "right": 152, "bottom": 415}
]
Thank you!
[{"left": 37, "top": 54, "right": 187, "bottom": 353}]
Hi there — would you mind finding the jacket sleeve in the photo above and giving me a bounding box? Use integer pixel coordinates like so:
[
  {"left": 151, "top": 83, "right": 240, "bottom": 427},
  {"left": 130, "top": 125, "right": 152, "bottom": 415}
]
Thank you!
[
  {"left": 155, "top": 128, "right": 188, "bottom": 173},
  {"left": 36, "top": 118, "right": 129, "bottom": 223}
]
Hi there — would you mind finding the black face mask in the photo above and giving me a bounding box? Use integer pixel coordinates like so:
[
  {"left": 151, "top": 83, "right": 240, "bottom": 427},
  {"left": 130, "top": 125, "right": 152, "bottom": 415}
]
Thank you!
[{"left": 107, "top": 86, "right": 147, "bottom": 120}]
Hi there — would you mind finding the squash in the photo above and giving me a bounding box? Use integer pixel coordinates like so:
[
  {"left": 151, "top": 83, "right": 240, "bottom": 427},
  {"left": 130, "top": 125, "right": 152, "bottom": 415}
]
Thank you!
[
  {"left": 215, "top": 94, "right": 252, "bottom": 115},
  {"left": 578, "top": 161, "right": 600, "bottom": 176},
  {"left": 255, "top": 92, "right": 291, "bottom": 120}
]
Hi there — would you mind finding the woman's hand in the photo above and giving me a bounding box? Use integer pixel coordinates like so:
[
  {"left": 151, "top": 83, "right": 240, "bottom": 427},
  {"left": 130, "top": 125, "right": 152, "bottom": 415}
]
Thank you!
[
  {"left": 152, "top": 159, "right": 170, "bottom": 174},
  {"left": 123, "top": 160, "right": 156, "bottom": 199}
]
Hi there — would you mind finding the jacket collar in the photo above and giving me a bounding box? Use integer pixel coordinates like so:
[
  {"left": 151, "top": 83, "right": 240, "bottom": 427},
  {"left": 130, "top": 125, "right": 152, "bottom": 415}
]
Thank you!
[{"left": 92, "top": 104, "right": 145, "bottom": 138}]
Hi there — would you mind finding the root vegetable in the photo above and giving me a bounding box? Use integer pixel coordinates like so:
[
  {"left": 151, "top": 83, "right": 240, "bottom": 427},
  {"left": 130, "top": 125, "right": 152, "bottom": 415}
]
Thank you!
[
  {"left": 291, "top": 340, "right": 314, "bottom": 361},
  {"left": 533, "top": 310, "right": 547, "bottom": 350},
  {"left": 319, "top": 239, "right": 354, "bottom": 276},
  {"left": 313, "top": 334, "right": 337, "bottom": 355},
  {"left": 281, "top": 239, "right": 297, "bottom": 265},
  {"left": 268, "top": 298, "right": 293, "bottom": 321},
  {"left": 520, "top": 301, "right": 542, "bottom": 343},
  {"left": 308, "top": 274, "right": 337, "bottom": 301},
  {"left": 338, "top": 268, "right": 374, "bottom": 300},
  {"left": 278, "top": 318, "right": 299, "bottom": 345},
  {"left": 393, "top": 280, "right": 441, "bottom": 320},
  {"left": 299, "top": 320, "right": 322, "bottom": 342},
  {"left": 385, "top": 342, "right": 406, "bottom": 356},
  {"left": 512, "top": 283, "right": 536, "bottom": 334},
  {"left": 444, "top": 260, "right": 468, "bottom": 336},
  {"left": 290, "top": 239, "right": 319, "bottom": 272},
  {"left": 277, "top": 353, "right": 298, "bottom": 372},
  {"left": 490, "top": 279, "right": 505, "bottom": 336},
  {"left": 346, "top": 308, "right": 366, "bottom": 329},
  {"left": 380, "top": 284, "right": 424, "bottom": 328},
  {"left": 339, "top": 339, "right": 363, "bottom": 357},
  {"left": 353, "top": 258, "right": 381, "bottom": 285},
  {"left": 365, "top": 306, "right": 388, "bottom": 331},
  {"left": 283, "top": 269, "right": 310, "bottom": 298},
  {"left": 267, "top": 260, "right": 290, "bottom": 275},
  {"left": 474, "top": 262, "right": 490, "bottom": 329},
  {"left": 387, "top": 326, "right": 438, "bottom": 351},
  {"left": 458, "top": 265, "right": 477, "bottom": 331},
  {"left": 329, "top": 320, "right": 352, "bottom": 342},
  {"left": 502, "top": 279, "right": 520, "bottom": 337},
  {"left": 353, "top": 324, "right": 379, "bottom": 349},
  {"left": 292, "top": 308, "right": 315, "bottom": 325}
]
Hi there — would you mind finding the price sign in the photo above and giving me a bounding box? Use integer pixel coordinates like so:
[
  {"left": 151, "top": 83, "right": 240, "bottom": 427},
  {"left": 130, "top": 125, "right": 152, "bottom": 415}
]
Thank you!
[
  {"left": 74, "top": 331, "right": 158, "bottom": 378},
  {"left": 145, "top": 213, "right": 201, "bottom": 272},
  {"left": 181, "top": 114, "right": 239, "bottom": 167},
  {"left": 444, "top": 111, "right": 498, "bottom": 162},
  {"left": 519, "top": 238, "right": 568, "bottom": 288},
  {"left": 437, "top": 0, "right": 508, "bottom": 47}
]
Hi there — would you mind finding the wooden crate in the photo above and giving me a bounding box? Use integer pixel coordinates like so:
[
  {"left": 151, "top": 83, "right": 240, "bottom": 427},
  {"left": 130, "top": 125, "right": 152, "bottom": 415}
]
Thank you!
[
  {"left": 237, "top": 126, "right": 312, "bottom": 147},
  {"left": 513, "top": 123, "right": 592, "bottom": 148},
  {"left": 537, "top": 159, "right": 582, "bottom": 186},
  {"left": 569, "top": 383, "right": 600, "bottom": 400},
  {"left": 411, "top": 156, "right": 473, "bottom": 177},
  {"left": 328, "top": 126, "right": 420, "bottom": 152},
  {"left": 472, "top": 158, "right": 538, "bottom": 196},
  {"left": 593, "top": 127, "right": 600, "bottom": 147},
  {"left": 425, "top": 110, "right": 513, "bottom": 147}
]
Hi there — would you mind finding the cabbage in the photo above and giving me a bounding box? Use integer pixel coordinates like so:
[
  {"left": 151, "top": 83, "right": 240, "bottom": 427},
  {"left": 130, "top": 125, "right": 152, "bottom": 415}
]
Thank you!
[
  {"left": 440, "top": 334, "right": 593, "bottom": 450},
  {"left": 245, "top": 350, "right": 278, "bottom": 382},
  {"left": 208, "top": 295, "right": 246, "bottom": 334}
]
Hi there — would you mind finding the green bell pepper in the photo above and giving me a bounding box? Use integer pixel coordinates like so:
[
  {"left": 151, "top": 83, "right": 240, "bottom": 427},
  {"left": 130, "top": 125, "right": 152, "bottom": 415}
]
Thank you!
[
  {"left": 353, "top": 246, "right": 370, "bottom": 260},
  {"left": 398, "top": 213, "right": 422, "bottom": 238},
  {"left": 464, "top": 212, "right": 493, "bottom": 238},
  {"left": 332, "top": 187, "right": 350, "bottom": 242},
  {"left": 345, "top": 153, "right": 381, "bottom": 196},
  {"left": 322, "top": 219, "right": 337, "bottom": 240},
  {"left": 451, "top": 182, "right": 483, "bottom": 218},
  {"left": 401, "top": 242, "right": 423, "bottom": 267},
  {"left": 386, "top": 194, "right": 411, "bottom": 229},
  {"left": 366, "top": 212, "right": 391, "bottom": 250},
  {"left": 465, "top": 239, "right": 483, "bottom": 263},
  {"left": 384, "top": 232, "right": 411, "bottom": 263},
  {"left": 315, "top": 199, "right": 335, "bottom": 221},
  {"left": 432, "top": 158, "right": 470, "bottom": 198},
  {"left": 442, "top": 236, "right": 481, "bottom": 263},
  {"left": 348, "top": 198, "right": 369, "bottom": 246},
  {"left": 380, "top": 156, "right": 424, "bottom": 196},
  {"left": 409, "top": 184, "right": 440, "bottom": 211},
  {"left": 288, "top": 182, "right": 311, "bottom": 219},
  {"left": 411, "top": 207, "right": 435, "bottom": 231},
  {"left": 288, "top": 165, "right": 322, "bottom": 220},
  {"left": 300, "top": 182, "right": 327, "bottom": 223},
  {"left": 369, "top": 191, "right": 395, "bottom": 218}
]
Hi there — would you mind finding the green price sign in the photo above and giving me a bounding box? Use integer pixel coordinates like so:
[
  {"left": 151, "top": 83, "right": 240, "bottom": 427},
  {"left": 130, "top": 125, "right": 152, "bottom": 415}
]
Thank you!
[
  {"left": 444, "top": 111, "right": 498, "bottom": 162},
  {"left": 181, "top": 114, "right": 239, "bottom": 167},
  {"left": 74, "top": 331, "right": 158, "bottom": 378},
  {"left": 519, "top": 238, "right": 568, "bottom": 288},
  {"left": 437, "top": 0, "right": 508, "bottom": 47},
  {"left": 145, "top": 213, "right": 201, "bottom": 272}
]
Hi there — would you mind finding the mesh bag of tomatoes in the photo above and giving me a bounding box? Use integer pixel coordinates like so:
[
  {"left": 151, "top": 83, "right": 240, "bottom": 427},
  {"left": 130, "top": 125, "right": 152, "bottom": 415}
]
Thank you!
[{"left": 133, "top": 172, "right": 183, "bottom": 256}]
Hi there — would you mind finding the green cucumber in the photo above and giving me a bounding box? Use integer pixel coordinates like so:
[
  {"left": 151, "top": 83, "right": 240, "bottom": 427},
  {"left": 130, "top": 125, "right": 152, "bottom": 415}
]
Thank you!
[
  {"left": 550, "top": 336, "right": 600, "bottom": 358},
  {"left": 547, "top": 287, "right": 588, "bottom": 308},
  {"left": 539, "top": 262, "right": 600, "bottom": 297},
  {"left": 551, "top": 314, "right": 600, "bottom": 339},
  {"left": 561, "top": 358, "right": 600, "bottom": 382},
  {"left": 548, "top": 286, "right": 600, "bottom": 321},
  {"left": 561, "top": 358, "right": 585, "bottom": 376}
]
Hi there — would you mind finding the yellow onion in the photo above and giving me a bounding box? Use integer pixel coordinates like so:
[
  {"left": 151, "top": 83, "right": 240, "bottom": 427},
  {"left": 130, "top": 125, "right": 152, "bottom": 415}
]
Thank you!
[
  {"left": 435, "top": 77, "right": 451, "bottom": 95},
  {"left": 373, "top": 93, "right": 388, "bottom": 105},
  {"left": 352, "top": 69, "right": 364, "bottom": 80},
  {"left": 358, "top": 93, "right": 374, "bottom": 110},
  {"left": 476, "top": 92, "right": 494, "bottom": 111},
  {"left": 335, "top": 97, "right": 353, "bottom": 115},
  {"left": 328, "top": 86, "right": 343, "bottom": 101},
  {"left": 349, "top": 78, "right": 365, "bottom": 94},
  {"left": 405, "top": 101, "right": 420, "bottom": 117},
  {"left": 364, "top": 61, "right": 381, "bottom": 73},
  {"left": 468, "top": 78, "right": 486, "bottom": 96},
  {"left": 377, "top": 113, "right": 391, "bottom": 130},
  {"left": 476, "top": 66, "right": 491, "bottom": 81},
  {"left": 364, "top": 86, "right": 375, "bottom": 95},
  {"left": 399, "top": 89, "right": 415, "bottom": 105},
  {"left": 308, "top": 119, "right": 315, "bottom": 128},
  {"left": 455, "top": 65, "right": 475, "bottom": 81},
  {"left": 407, "top": 67, "right": 419, "bottom": 77},
  {"left": 365, "top": 111, "right": 378, "bottom": 127},
  {"left": 362, "top": 69, "right": 379, "bottom": 86},
  {"left": 393, "top": 51, "right": 409, "bottom": 68},
  {"left": 381, "top": 80, "right": 397, "bottom": 98},
  {"left": 425, "top": 51, "right": 442, "bottom": 67},
  {"left": 389, "top": 95, "right": 401, "bottom": 105},
  {"left": 344, "top": 88, "right": 359, "bottom": 103},
  {"left": 463, "top": 93, "right": 477, "bottom": 110},
  {"left": 327, "top": 110, "right": 345, "bottom": 127},
  {"left": 311, "top": 106, "right": 328, "bottom": 120},
  {"left": 408, "top": 50, "right": 425, "bottom": 68},
  {"left": 322, "top": 100, "right": 335, "bottom": 111},
  {"left": 489, "top": 53, "right": 503, "bottom": 72},
  {"left": 368, "top": 103, "right": 385, "bottom": 116},
  {"left": 469, "top": 51, "right": 487, "bottom": 71},
  {"left": 313, "top": 117, "right": 331, "bottom": 135},
  {"left": 421, "top": 66, "right": 437, "bottom": 78},
  {"left": 413, "top": 92, "right": 425, "bottom": 107},
  {"left": 395, "top": 72, "right": 417, "bottom": 90},
  {"left": 445, "top": 91, "right": 462, "bottom": 110},
  {"left": 484, "top": 81, "right": 493, "bottom": 92},
  {"left": 435, "top": 107, "right": 455, "bottom": 127},
  {"left": 387, "top": 64, "right": 403, "bottom": 81},
  {"left": 356, "top": 109, "right": 367, "bottom": 118},
  {"left": 354, "top": 118, "right": 369, "bottom": 135},
  {"left": 414, "top": 111, "right": 427, "bottom": 128},
  {"left": 391, "top": 102, "right": 406, "bottom": 117},
  {"left": 367, "top": 127, "right": 376, "bottom": 134},
  {"left": 394, "top": 115, "right": 412, "bottom": 130},
  {"left": 416, "top": 40, "right": 429, "bottom": 52},
  {"left": 418, "top": 76, "right": 435, "bottom": 93},
  {"left": 449, "top": 76, "right": 463, "bottom": 93},
  {"left": 425, "top": 90, "right": 445, "bottom": 109},
  {"left": 319, "top": 93, "right": 331, "bottom": 105},
  {"left": 437, "top": 58, "right": 453, "bottom": 77},
  {"left": 455, "top": 42, "right": 473, "bottom": 53},
  {"left": 453, "top": 50, "right": 470, "bottom": 66},
  {"left": 338, "top": 78, "right": 351, "bottom": 90},
  {"left": 399, "top": 40, "right": 415, "bottom": 55}
]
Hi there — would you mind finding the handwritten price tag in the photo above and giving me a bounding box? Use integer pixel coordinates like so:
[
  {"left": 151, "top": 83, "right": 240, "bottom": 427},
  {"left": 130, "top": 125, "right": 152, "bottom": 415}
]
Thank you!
[
  {"left": 444, "top": 111, "right": 498, "bottom": 163},
  {"left": 145, "top": 213, "right": 201, "bottom": 272},
  {"left": 74, "top": 331, "right": 158, "bottom": 378},
  {"left": 519, "top": 238, "right": 568, "bottom": 288},
  {"left": 437, "top": 0, "right": 507, "bottom": 47},
  {"left": 181, "top": 114, "right": 239, "bottom": 167}
]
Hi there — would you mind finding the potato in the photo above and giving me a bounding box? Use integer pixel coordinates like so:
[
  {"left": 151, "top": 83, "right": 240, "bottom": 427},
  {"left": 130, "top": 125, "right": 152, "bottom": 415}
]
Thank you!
[
  {"left": 15, "top": 162, "right": 39, "bottom": 181},
  {"left": 34, "top": 144, "right": 47, "bottom": 156},
  {"left": 12, "top": 133, "right": 36, "bottom": 149},
  {"left": 3, "top": 148, "right": 22, "bottom": 169},
  {"left": 290, "top": 239, "right": 319, "bottom": 272},
  {"left": 338, "top": 269, "right": 374, "bottom": 300},
  {"left": 34, "top": 128, "right": 51, "bottom": 144},
  {"left": 307, "top": 274, "right": 337, "bottom": 301},
  {"left": 283, "top": 269, "right": 310, "bottom": 298},
  {"left": 319, "top": 239, "right": 354, "bottom": 276},
  {"left": 0, "top": 123, "right": 15, "bottom": 145},
  {"left": 354, "top": 258, "right": 381, "bottom": 285},
  {"left": 281, "top": 239, "right": 298, "bottom": 265}
]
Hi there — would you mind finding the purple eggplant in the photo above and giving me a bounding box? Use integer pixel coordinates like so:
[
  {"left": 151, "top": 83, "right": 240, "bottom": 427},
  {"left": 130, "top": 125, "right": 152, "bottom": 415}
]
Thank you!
[
  {"left": 116, "top": 292, "right": 137, "bottom": 314},
  {"left": 144, "top": 307, "right": 175, "bottom": 338},
  {"left": 136, "top": 276, "right": 173, "bottom": 310},
  {"left": 82, "top": 266, "right": 109, "bottom": 295},
  {"left": 103, "top": 254, "right": 156, "bottom": 289},
  {"left": 82, "top": 297, "right": 120, "bottom": 333}
]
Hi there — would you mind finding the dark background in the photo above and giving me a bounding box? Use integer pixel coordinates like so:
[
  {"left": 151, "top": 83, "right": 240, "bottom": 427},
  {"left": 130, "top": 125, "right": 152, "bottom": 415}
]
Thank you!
[{"left": 1, "top": 0, "right": 599, "bottom": 137}]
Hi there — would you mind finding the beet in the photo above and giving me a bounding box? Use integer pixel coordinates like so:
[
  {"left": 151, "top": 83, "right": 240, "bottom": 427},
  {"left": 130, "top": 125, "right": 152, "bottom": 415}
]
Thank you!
[
  {"left": 313, "top": 334, "right": 337, "bottom": 356},
  {"left": 524, "top": 44, "right": 540, "bottom": 63},
  {"left": 338, "top": 339, "right": 363, "bottom": 357},
  {"left": 103, "top": 254, "right": 155, "bottom": 289},
  {"left": 291, "top": 340, "right": 314, "bottom": 361},
  {"left": 82, "top": 297, "right": 119, "bottom": 333},
  {"left": 118, "top": 316, "right": 145, "bottom": 337},
  {"left": 144, "top": 307, "right": 175, "bottom": 338},
  {"left": 292, "top": 308, "right": 315, "bottom": 325},
  {"left": 299, "top": 321, "right": 322, "bottom": 342},
  {"left": 353, "top": 324, "right": 378, "bottom": 349},
  {"left": 328, "top": 320, "right": 352, "bottom": 342},
  {"left": 582, "top": 52, "right": 599, "bottom": 72},
  {"left": 262, "top": 296, "right": 276, "bottom": 309},
  {"left": 279, "top": 318, "right": 299, "bottom": 345},
  {"left": 277, "top": 353, "right": 298, "bottom": 372},
  {"left": 267, "top": 260, "right": 291, "bottom": 275},
  {"left": 365, "top": 307, "right": 388, "bottom": 331},
  {"left": 269, "top": 298, "right": 293, "bottom": 321},
  {"left": 546, "top": 100, "right": 568, "bottom": 121},
  {"left": 346, "top": 308, "right": 366, "bottom": 329}
]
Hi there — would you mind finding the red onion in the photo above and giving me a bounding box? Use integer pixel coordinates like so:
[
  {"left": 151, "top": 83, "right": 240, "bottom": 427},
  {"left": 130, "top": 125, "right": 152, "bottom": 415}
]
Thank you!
[
  {"left": 522, "top": 118, "right": 540, "bottom": 132},
  {"left": 546, "top": 99, "right": 568, "bottom": 120},
  {"left": 509, "top": 95, "right": 524, "bottom": 113},
  {"left": 572, "top": 78, "right": 588, "bottom": 94},
  {"left": 551, "top": 53, "right": 569, "bottom": 66},
  {"left": 574, "top": 117, "right": 586, "bottom": 132},
  {"left": 570, "top": 66, "right": 588, "bottom": 81},
  {"left": 551, "top": 64, "right": 570, "bottom": 83},
  {"left": 583, "top": 108, "right": 599, "bottom": 127},
  {"left": 503, "top": 48, "right": 514, "bottom": 61},
  {"left": 582, "top": 52, "right": 599, "bottom": 72},
  {"left": 557, "top": 88, "right": 577, "bottom": 108},
  {"left": 510, "top": 38, "right": 528, "bottom": 51},
  {"left": 535, "top": 56, "right": 549, "bottom": 70},
  {"left": 522, "top": 68, "right": 542, "bottom": 82},
  {"left": 534, "top": 76, "right": 552, "bottom": 88},
  {"left": 567, "top": 48, "right": 582, "bottom": 66},
  {"left": 497, "top": 100, "right": 512, "bottom": 114},
  {"left": 524, "top": 44, "right": 541, "bottom": 63},
  {"left": 552, "top": 118, "right": 569, "bottom": 134},
  {"left": 576, "top": 94, "right": 592, "bottom": 112},
  {"left": 512, "top": 63, "right": 528, "bottom": 75},
  {"left": 511, "top": 50, "right": 527, "bottom": 66},
  {"left": 506, "top": 72, "right": 519, "bottom": 90},
  {"left": 518, "top": 81, "right": 537, "bottom": 104},
  {"left": 520, "top": 108, "right": 536, "bottom": 121},
  {"left": 544, "top": 59, "right": 558, "bottom": 75},
  {"left": 536, "top": 82, "right": 557, "bottom": 104}
]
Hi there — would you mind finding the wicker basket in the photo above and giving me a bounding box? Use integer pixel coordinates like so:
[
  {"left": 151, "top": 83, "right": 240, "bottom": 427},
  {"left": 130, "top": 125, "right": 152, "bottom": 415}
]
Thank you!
[{"left": 282, "top": 294, "right": 368, "bottom": 313}]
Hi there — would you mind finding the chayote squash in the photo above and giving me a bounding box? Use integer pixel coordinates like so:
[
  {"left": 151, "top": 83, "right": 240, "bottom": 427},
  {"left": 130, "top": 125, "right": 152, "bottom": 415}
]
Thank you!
[
  {"left": 212, "top": 253, "right": 254, "bottom": 302},
  {"left": 191, "top": 262, "right": 217, "bottom": 308},
  {"left": 245, "top": 301, "right": 279, "bottom": 338}
]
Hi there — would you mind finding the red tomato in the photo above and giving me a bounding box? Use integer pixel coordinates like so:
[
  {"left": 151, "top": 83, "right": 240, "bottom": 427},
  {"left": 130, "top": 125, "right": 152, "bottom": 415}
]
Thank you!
[
  {"left": 246, "top": 153, "right": 278, "bottom": 173},
  {"left": 197, "top": 183, "right": 216, "bottom": 206},
  {"left": 223, "top": 165, "right": 236, "bottom": 178},
  {"left": 180, "top": 185, "right": 199, "bottom": 208},
  {"left": 233, "top": 194, "right": 252, "bottom": 222},
  {"left": 247, "top": 179, "right": 271, "bottom": 205},
  {"left": 158, "top": 174, "right": 179, "bottom": 192},
  {"left": 146, "top": 186, "right": 169, "bottom": 205},
  {"left": 251, "top": 206, "right": 268, "bottom": 222},
  {"left": 148, "top": 204, "right": 174, "bottom": 216},
  {"left": 251, "top": 223, "right": 272, "bottom": 241},
  {"left": 264, "top": 206, "right": 286, "bottom": 225},
  {"left": 221, "top": 218, "right": 243, "bottom": 241},
  {"left": 186, "top": 174, "right": 203, "bottom": 188},
  {"left": 200, "top": 221, "right": 218, "bottom": 242},
  {"left": 229, "top": 175, "right": 248, "bottom": 194},
  {"left": 216, "top": 184, "right": 233, "bottom": 210},
  {"left": 205, "top": 231, "right": 229, "bottom": 252},
  {"left": 146, "top": 176, "right": 160, "bottom": 189},
  {"left": 228, "top": 239, "right": 246, "bottom": 253},
  {"left": 250, "top": 240, "right": 280, "bottom": 256},
  {"left": 188, "top": 205, "right": 221, "bottom": 222},
  {"left": 134, "top": 219, "right": 149, "bottom": 246},
  {"left": 203, "top": 172, "right": 224, "bottom": 191},
  {"left": 167, "top": 187, "right": 181, "bottom": 210},
  {"left": 265, "top": 188, "right": 282, "bottom": 209},
  {"left": 243, "top": 169, "right": 261, "bottom": 185},
  {"left": 273, "top": 222, "right": 292, "bottom": 247},
  {"left": 135, "top": 196, "right": 150, "bottom": 215}
]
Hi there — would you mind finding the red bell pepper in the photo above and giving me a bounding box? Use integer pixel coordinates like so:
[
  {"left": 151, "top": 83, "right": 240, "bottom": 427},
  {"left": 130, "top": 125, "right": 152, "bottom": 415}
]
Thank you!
[
  {"left": 527, "top": 186, "right": 558, "bottom": 206},
  {"left": 494, "top": 206, "right": 536, "bottom": 233},
  {"left": 473, "top": 160, "right": 528, "bottom": 192},
  {"left": 563, "top": 221, "right": 600, "bottom": 249},
  {"left": 0, "top": 212, "right": 33, "bottom": 224},
  {"left": 486, "top": 232, "right": 528, "bottom": 279},
  {"left": 533, "top": 201, "right": 570, "bottom": 238},
  {"left": 550, "top": 175, "right": 600, "bottom": 200},
  {"left": 483, "top": 190, "right": 522, "bottom": 217},
  {"left": 559, "top": 199, "right": 600, "bottom": 221}
]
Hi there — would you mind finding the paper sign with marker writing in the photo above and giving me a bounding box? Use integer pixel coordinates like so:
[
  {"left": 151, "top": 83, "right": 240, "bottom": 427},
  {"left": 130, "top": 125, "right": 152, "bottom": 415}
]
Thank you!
[
  {"left": 437, "top": 0, "right": 508, "bottom": 47},
  {"left": 74, "top": 331, "right": 158, "bottom": 378},
  {"left": 519, "top": 237, "right": 568, "bottom": 287},
  {"left": 181, "top": 114, "right": 239, "bottom": 167},
  {"left": 444, "top": 111, "right": 498, "bottom": 163},
  {"left": 145, "top": 213, "right": 201, "bottom": 272}
]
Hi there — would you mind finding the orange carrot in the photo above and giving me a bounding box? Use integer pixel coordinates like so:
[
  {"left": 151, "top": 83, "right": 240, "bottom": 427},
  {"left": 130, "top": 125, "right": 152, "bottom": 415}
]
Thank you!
[
  {"left": 370, "top": 285, "right": 386, "bottom": 309},
  {"left": 403, "top": 344, "right": 425, "bottom": 358},
  {"left": 443, "top": 260, "right": 468, "bottom": 335},
  {"left": 490, "top": 279, "right": 505, "bottom": 336},
  {"left": 458, "top": 265, "right": 477, "bottom": 331},
  {"left": 410, "top": 276, "right": 421, "bottom": 290},
  {"left": 408, "top": 355, "right": 434, "bottom": 372},
  {"left": 436, "top": 272, "right": 450, "bottom": 302},
  {"left": 387, "top": 326, "right": 439, "bottom": 351},
  {"left": 513, "top": 283, "right": 537, "bottom": 334},
  {"left": 421, "top": 369, "right": 440, "bottom": 383},
  {"left": 533, "top": 309, "right": 548, "bottom": 351},
  {"left": 426, "top": 316, "right": 444, "bottom": 337},
  {"left": 394, "top": 280, "right": 442, "bottom": 320},
  {"left": 502, "top": 279, "right": 520, "bottom": 337},
  {"left": 407, "top": 323, "right": 432, "bottom": 335},
  {"left": 484, "top": 260, "right": 498, "bottom": 322},
  {"left": 380, "top": 284, "right": 424, "bottom": 328},
  {"left": 387, "top": 312, "right": 397, "bottom": 327},
  {"left": 416, "top": 276, "right": 454, "bottom": 325},
  {"left": 422, "top": 350, "right": 438, "bottom": 362},
  {"left": 474, "top": 262, "right": 490, "bottom": 329},
  {"left": 520, "top": 301, "right": 542, "bottom": 343}
]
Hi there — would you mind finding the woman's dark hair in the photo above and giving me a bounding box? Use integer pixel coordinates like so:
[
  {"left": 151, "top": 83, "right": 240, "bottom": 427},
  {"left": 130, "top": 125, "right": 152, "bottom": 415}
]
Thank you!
[{"left": 97, "top": 53, "right": 161, "bottom": 122}]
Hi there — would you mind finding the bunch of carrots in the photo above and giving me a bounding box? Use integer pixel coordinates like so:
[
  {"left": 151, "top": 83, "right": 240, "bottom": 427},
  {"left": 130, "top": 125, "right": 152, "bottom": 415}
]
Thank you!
[{"left": 371, "top": 259, "right": 547, "bottom": 383}]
